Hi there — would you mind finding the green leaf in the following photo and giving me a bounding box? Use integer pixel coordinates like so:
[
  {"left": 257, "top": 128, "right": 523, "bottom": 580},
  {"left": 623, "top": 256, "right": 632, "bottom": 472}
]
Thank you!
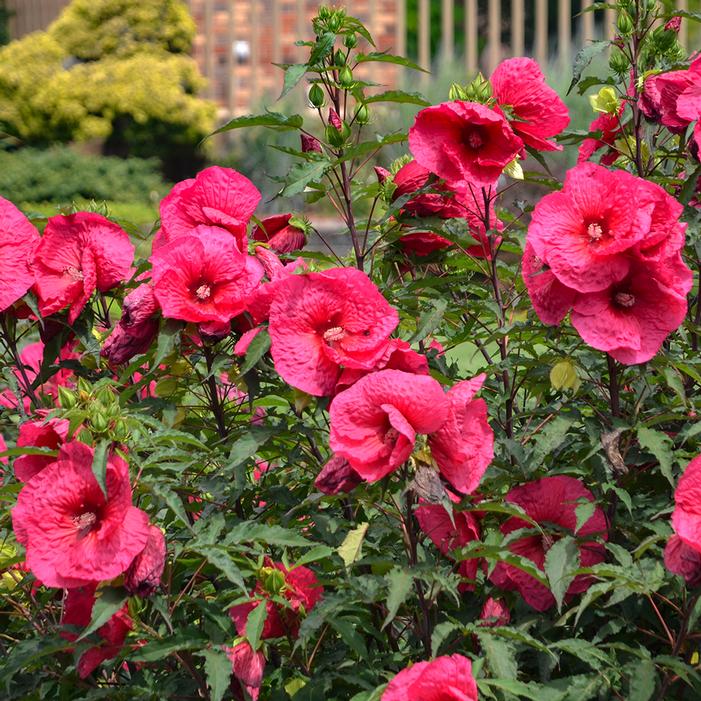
[
  {"left": 337, "top": 522, "right": 369, "bottom": 568},
  {"left": 131, "top": 628, "right": 203, "bottom": 661},
  {"left": 280, "top": 64, "right": 308, "bottom": 99},
  {"left": 382, "top": 567, "right": 412, "bottom": 629},
  {"left": 329, "top": 617, "right": 368, "bottom": 658},
  {"left": 363, "top": 90, "right": 431, "bottom": 106},
  {"left": 637, "top": 426, "right": 675, "bottom": 485},
  {"left": 410, "top": 299, "right": 448, "bottom": 343},
  {"left": 150, "top": 482, "right": 194, "bottom": 532},
  {"left": 212, "top": 112, "right": 304, "bottom": 136},
  {"left": 225, "top": 522, "right": 315, "bottom": 548},
  {"left": 628, "top": 658, "right": 657, "bottom": 701},
  {"left": 246, "top": 601, "right": 268, "bottom": 650},
  {"left": 91, "top": 439, "right": 109, "bottom": 499},
  {"left": 544, "top": 536, "right": 580, "bottom": 612},
  {"left": 679, "top": 163, "right": 701, "bottom": 205},
  {"left": 356, "top": 52, "right": 427, "bottom": 72},
  {"left": 77, "top": 586, "right": 127, "bottom": 641},
  {"left": 281, "top": 157, "right": 331, "bottom": 197},
  {"left": 199, "top": 546, "right": 247, "bottom": 590},
  {"left": 309, "top": 32, "right": 335, "bottom": 65},
  {"left": 151, "top": 318, "right": 182, "bottom": 370},
  {"left": 477, "top": 633, "right": 518, "bottom": 679},
  {"left": 238, "top": 330, "right": 271, "bottom": 376},
  {"left": 574, "top": 500, "right": 597, "bottom": 534},
  {"left": 199, "top": 648, "right": 233, "bottom": 701},
  {"left": 227, "top": 426, "right": 275, "bottom": 470},
  {"left": 568, "top": 41, "right": 608, "bottom": 94}
]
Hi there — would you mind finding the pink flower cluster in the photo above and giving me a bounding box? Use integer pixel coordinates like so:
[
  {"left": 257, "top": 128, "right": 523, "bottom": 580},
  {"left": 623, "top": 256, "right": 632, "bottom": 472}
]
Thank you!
[{"left": 523, "top": 162, "right": 691, "bottom": 364}]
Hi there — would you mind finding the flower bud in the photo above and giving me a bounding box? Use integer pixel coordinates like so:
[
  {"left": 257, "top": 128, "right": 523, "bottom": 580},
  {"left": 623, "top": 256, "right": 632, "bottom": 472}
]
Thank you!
[
  {"left": 300, "top": 133, "right": 322, "bottom": 153},
  {"left": 338, "top": 65, "right": 354, "bottom": 88},
  {"left": 479, "top": 597, "right": 511, "bottom": 627},
  {"left": 308, "top": 83, "right": 325, "bottom": 108},
  {"left": 333, "top": 49, "right": 346, "bottom": 67},
  {"left": 90, "top": 413, "right": 109, "bottom": 434},
  {"left": 665, "top": 16, "right": 681, "bottom": 32},
  {"left": 609, "top": 48, "right": 629, "bottom": 74},
  {"left": 617, "top": 11, "right": 634, "bottom": 36},
  {"left": 58, "top": 385, "right": 77, "bottom": 409},
  {"left": 328, "top": 108, "right": 343, "bottom": 131},
  {"left": 344, "top": 33, "right": 357, "bottom": 48},
  {"left": 125, "top": 525, "right": 166, "bottom": 597},
  {"left": 374, "top": 166, "right": 391, "bottom": 185},
  {"left": 355, "top": 103, "right": 369, "bottom": 124}
]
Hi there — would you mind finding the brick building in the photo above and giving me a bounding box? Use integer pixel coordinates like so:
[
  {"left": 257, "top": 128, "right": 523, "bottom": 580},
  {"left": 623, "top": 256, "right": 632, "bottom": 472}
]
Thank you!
[{"left": 6, "top": 0, "right": 401, "bottom": 116}]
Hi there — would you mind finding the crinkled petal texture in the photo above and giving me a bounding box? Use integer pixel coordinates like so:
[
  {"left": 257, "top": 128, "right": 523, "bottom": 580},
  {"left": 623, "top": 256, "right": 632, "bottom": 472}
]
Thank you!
[
  {"left": 14, "top": 417, "right": 69, "bottom": 482},
  {"left": 158, "top": 166, "right": 261, "bottom": 250},
  {"left": 521, "top": 242, "right": 577, "bottom": 325},
  {"left": 382, "top": 654, "right": 478, "bottom": 701},
  {"left": 570, "top": 256, "right": 689, "bottom": 365},
  {"left": 664, "top": 535, "right": 701, "bottom": 586},
  {"left": 150, "top": 228, "right": 263, "bottom": 324},
  {"left": 490, "top": 476, "right": 607, "bottom": 612},
  {"left": 428, "top": 374, "right": 493, "bottom": 494},
  {"left": 269, "top": 268, "right": 399, "bottom": 396},
  {"left": 33, "top": 213, "right": 134, "bottom": 323},
  {"left": 329, "top": 369, "right": 449, "bottom": 481},
  {"left": 0, "top": 197, "right": 40, "bottom": 311},
  {"left": 491, "top": 57, "right": 570, "bottom": 151},
  {"left": 409, "top": 100, "right": 523, "bottom": 188},
  {"left": 527, "top": 163, "right": 653, "bottom": 293},
  {"left": 672, "top": 455, "right": 701, "bottom": 555},
  {"left": 12, "top": 441, "right": 150, "bottom": 588}
]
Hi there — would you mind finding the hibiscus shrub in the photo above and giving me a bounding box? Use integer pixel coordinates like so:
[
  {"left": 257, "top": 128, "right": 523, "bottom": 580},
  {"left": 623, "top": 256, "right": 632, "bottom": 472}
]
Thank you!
[{"left": 2, "top": 4, "right": 701, "bottom": 700}]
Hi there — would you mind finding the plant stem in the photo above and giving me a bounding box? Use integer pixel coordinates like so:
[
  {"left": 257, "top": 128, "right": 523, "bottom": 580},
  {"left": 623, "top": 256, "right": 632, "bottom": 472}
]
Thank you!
[{"left": 607, "top": 354, "right": 620, "bottom": 417}]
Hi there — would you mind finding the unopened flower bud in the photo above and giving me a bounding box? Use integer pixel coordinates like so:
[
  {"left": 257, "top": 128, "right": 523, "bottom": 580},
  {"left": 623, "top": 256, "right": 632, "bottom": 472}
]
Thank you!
[
  {"left": 609, "top": 49, "right": 629, "bottom": 74},
  {"left": 333, "top": 50, "right": 346, "bottom": 67},
  {"left": 617, "top": 11, "right": 634, "bottom": 36},
  {"left": 90, "top": 413, "right": 109, "bottom": 434},
  {"left": 328, "top": 108, "right": 343, "bottom": 131},
  {"left": 665, "top": 16, "right": 681, "bottom": 32},
  {"left": 338, "top": 65, "right": 354, "bottom": 88},
  {"left": 479, "top": 597, "right": 511, "bottom": 627},
  {"left": 308, "top": 83, "right": 325, "bottom": 108},
  {"left": 58, "top": 385, "right": 77, "bottom": 409},
  {"left": 344, "top": 33, "right": 357, "bottom": 48},
  {"left": 300, "top": 133, "right": 322, "bottom": 153},
  {"left": 355, "top": 103, "right": 369, "bottom": 124},
  {"left": 374, "top": 166, "right": 391, "bottom": 185}
]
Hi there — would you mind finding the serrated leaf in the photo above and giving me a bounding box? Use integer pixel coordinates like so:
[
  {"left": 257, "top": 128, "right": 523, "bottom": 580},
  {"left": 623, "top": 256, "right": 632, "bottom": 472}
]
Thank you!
[
  {"left": 281, "top": 157, "right": 331, "bottom": 197},
  {"left": 382, "top": 567, "right": 412, "bottom": 629},
  {"left": 131, "top": 628, "right": 203, "bottom": 661},
  {"left": 568, "top": 41, "right": 608, "bottom": 94},
  {"left": 151, "top": 318, "right": 182, "bottom": 370},
  {"left": 330, "top": 617, "right": 368, "bottom": 658},
  {"left": 410, "top": 299, "right": 448, "bottom": 343},
  {"left": 355, "top": 52, "right": 427, "bottom": 72},
  {"left": 150, "top": 482, "right": 194, "bottom": 532},
  {"left": 238, "top": 330, "right": 271, "bottom": 376},
  {"left": 77, "top": 586, "right": 127, "bottom": 641},
  {"left": 225, "top": 523, "right": 315, "bottom": 548},
  {"left": 91, "top": 439, "right": 109, "bottom": 499},
  {"left": 280, "top": 64, "right": 308, "bottom": 99},
  {"left": 245, "top": 601, "right": 267, "bottom": 650},
  {"left": 337, "top": 522, "right": 369, "bottom": 568},
  {"left": 363, "top": 90, "right": 431, "bottom": 106},
  {"left": 431, "top": 620, "right": 462, "bottom": 656},
  {"left": 211, "top": 112, "right": 304, "bottom": 136},
  {"left": 227, "top": 426, "right": 275, "bottom": 470},
  {"left": 544, "top": 536, "right": 580, "bottom": 612},
  {"left": 478, "top": 633, "right": 518, "bottom": 679},
  {"left": 574, "top": 500, "right": 597, "bottom": 534},
  {"left": 199, "top": 546, "right": 247, "bottom": 590},
  {"left": 198, "top": 648, "right": 233, "bottom": 701},
  {"left": 309, "top": 32, "right": 335, "bottom": 65},
  {"left": 637, "top": 426, "right": 675, "bottom": 485},
  {"left": 628, "top": 658, "right": 656, "bottom": 701}
]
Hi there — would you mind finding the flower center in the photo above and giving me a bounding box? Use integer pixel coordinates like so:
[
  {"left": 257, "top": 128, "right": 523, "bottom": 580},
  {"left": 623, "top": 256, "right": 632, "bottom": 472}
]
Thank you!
[
  {"left": 465, "top": 128, "right": 485, "bottom": 150},
  {"left": 323, "top": 326, "right": 346, "bottom": 344},
  {"left": 384, "top": 427, "right": 399, "bottom": 445},
  {"left": 73, "top": 511, "right": 98, "bottom": 538},
  {"left": 195, "top": 284, "right": 212, "bottom": 301},
  {"left": 587, "top": 222, "right": 604, "bottom": 242},
  {"left": 64, "top": 265, "right": 84, "bottom": 281},
  {"left": 614, "top": 291, "right": 635, "bottom": 308}
]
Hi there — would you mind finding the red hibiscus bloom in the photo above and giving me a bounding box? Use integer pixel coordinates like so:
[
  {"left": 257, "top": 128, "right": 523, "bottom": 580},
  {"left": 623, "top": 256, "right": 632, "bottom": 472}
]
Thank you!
[
  {"left": 268, "top": 268, "right": 398, "bottom": 396},
  {"left": 491, "top": 57, "right": 570, "bottom": 151},
  {"left": 14, "top": 416, "right": 70, "bottom": 482},
  {"left": 428, "top": 374, "right": 493, "bottom": 494},
  {"left": 578, "top": 110, "right": 623, "bottom": 165},
  {"left": 157, "top": 166, "right": 261, "bottom": 251},
  {"left": 124, "top": 524, "right": 166, "bottom": 597},
  {"left": 415, "top": 503, "right": 481, "bottom": 587},
  {"left": 224, "top": 641, "right": 266, "bottom": 701},
  {"left": 61, "top": 583, "right": 132, "bottom": 678},
  {"left": 329, "top": 369, "right": 449, "bottom": 482},
  {"left": 33, "top": 212, "right": 134, "bottom": 323},
  {"left": 0, "top": 197, "right": 40, "bottom": 312},
  {"left": 409, "top": 100, "right": 523, "bottom": 188},
  {"left": 229, "top": 560, "right": 323, "bottom": 640},
  {"left": 652, "top": 57, "right": 701, "bottom": 132},
  {"left": 381, "top": 654, "right": 478, "bottom": 701},
  {"left": 150, "top": 229, "right": 263, "bottom": 324},
  {"left": 527, "top": 162, "right": 679, "bottom": 293},
  {"left": 672, "top": 455, "right": 701, "bottom": 555},
  {"left": 12, "top": 441, "right": 150, "bottom": 588},
  {"left": 664, "top": 535, "right": 701, "bottom": 587},
  {"left": 392, "top": 160, "right": 465, "bottom": 219},
  {"left": 398, "top": 230, "right": 454, "bottom": 257},
  {"left": 490, "top": 476, "right": 607, "bottom": 612},
  {"left": 570, "top": 255, "right": 689, "bottom": 365},
  {"left": 252, "top": 213, "right": 307, "bottom": 254}
]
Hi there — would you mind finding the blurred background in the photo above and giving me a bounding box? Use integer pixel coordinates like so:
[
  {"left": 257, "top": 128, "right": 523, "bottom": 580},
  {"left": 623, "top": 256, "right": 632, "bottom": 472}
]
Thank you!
[{"left": 0, "top": 0, "right": 698, "bottom": 228}]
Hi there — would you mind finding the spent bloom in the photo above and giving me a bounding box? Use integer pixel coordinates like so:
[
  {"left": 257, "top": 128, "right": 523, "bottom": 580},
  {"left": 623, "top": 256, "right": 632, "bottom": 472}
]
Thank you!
[
  {"left": 252, "top": 213, "right": 307, "bottom": 254},
  {"left": 12, "top": 441, "right": 150, "bottom": 588},
  {"left": 671, "top": 455, "right": 701, "bottom": 556}
]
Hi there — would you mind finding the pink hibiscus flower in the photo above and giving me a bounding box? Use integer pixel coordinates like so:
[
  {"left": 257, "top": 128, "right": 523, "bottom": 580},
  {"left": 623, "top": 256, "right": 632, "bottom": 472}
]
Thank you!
[
  {"left": 490, "top": 476, "right": 607, "bottom": 612},
  {"left": 491, "top": 57, "right": 570, "bottom": 151},
  {"left": 428, "top": 374, "right": 493, "bottom": 494},
  {"left": 329, "top": 369, "right": 449, "bottom": 482},
  {"left": 12, "top": 441, "right": 150, "bottom": 588},
  {"left": 526, "top": 162, "right": 680, "bottom": 293},
  {"left": 651, "top": 57, "right": 701, "bottom": 132},
  {"left": 392, "top": 160, "right": 465, "bottom": 219},
  {"left": 157, "top": 166, "right": 261, "bottom": 251},
  {"left": 229, "top": 560, "right": 323, "bottom": 640},
  {"left": 252, "top": 213, "right": 307, "bottom": 254},
  {"left": 672, "top": 455, "right": 701, "bottom": 555},
  {"left": 224, "top": 641, "right": 266, "bottom": 701},
  {"left": 415, "top": 503, "right": 481, "bottom": 587},
  {"left": 61, "top": 583, "right": 132, "bottom": 678},
  {"left": 409, "top": 100, "right": 523, "bottom": 188},
  {"left": 578, "top": 110, "right": 624, "bottom": 165},
  {"left": 150, "top": 229, "right": 263, "bottom": 324},
  {"left": 33, "top": 212, "right": 134, "bottom": 323},
  {"left": 0, "top": 197, "right": 40, "bottom": 312},
  {"left": 124, "top": 524, "right": 166, "bottom": 597},
  {"left": 14, "top": 416, "right": 70, "bottom": 482},
  {"left": 268, "top": 268, "right": 398, "bottom": 396},
  {"left": 381, "top": 654, "right": 478, "bottom": 701},
  {"left": 570, "top": 254, "right": 690, "bottom": 364}
]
